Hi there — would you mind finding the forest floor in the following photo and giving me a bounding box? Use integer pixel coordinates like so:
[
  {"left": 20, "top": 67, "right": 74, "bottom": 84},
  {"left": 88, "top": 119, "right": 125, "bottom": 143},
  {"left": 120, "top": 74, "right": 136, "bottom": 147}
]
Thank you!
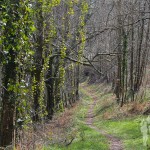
[{"left": 43, "top": 82, "right": 149, "bottom": 150}]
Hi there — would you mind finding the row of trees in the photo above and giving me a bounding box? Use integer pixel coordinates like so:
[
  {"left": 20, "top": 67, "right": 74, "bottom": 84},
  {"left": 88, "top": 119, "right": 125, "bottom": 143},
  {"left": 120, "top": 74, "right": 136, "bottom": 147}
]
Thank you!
[
  {"left": 0, "top": 0, "right": 88, "bottom": 147},
  {"left": 83, "top": 0, "right": 150, "bottom": 106},
  {"left": 1, "top": 0, "right": 150, "bottom": 147}
]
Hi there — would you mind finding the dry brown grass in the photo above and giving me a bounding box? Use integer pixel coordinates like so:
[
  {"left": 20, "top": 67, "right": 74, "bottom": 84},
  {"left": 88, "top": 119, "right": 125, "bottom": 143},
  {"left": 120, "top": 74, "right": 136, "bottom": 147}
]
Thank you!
[
  {"left": 102, "top": 101, "right": 150, "bottom": 120},
  {"left": 15, "top": 103, "right": 79, "bottom": 150},
  {"left": 82, "top": 82, "right": 150, "bottom": 121}
]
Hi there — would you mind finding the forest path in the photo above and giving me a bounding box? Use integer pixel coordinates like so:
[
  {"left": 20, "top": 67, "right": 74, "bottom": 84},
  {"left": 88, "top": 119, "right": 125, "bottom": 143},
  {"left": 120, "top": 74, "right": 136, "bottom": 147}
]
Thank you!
[{"left": 84, "top": 86, "right": 123, "bottom": 150}]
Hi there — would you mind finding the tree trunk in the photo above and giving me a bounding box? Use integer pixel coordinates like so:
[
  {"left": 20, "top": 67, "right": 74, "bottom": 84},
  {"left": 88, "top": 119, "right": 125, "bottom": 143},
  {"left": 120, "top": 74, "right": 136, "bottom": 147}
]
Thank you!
[
  {"left": 32, "top": 1, "right": 43, "bottom": 121},
  {"left": 0, "top": 0, "right": 20, "bottom": 146},
  {"left": 1, "top": 56, "right": 16, "bottom": 146}
]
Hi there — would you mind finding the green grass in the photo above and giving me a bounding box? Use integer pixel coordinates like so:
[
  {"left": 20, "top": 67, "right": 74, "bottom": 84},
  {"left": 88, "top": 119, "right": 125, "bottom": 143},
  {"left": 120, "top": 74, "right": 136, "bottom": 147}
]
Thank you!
[
  {"left": 43, "top": 125, "right": 108, "bottom": 150},
  {"left": 94, "top": 117, "right": 146, "bottom": 150},
  {"left": 81, "top": 83, "right": 148, "bottom": 150},
  {"left": 76, "top": 87, "right": 93, "bottom": 121},
  {"left": 43, "top": 84, "right": 109, "bottom": 150},
  {"left": 65, "top": 125, "right": 109, "bottom": 150},
  {"left": 44, "top": 83, "right": 149, "bottom": 150}
]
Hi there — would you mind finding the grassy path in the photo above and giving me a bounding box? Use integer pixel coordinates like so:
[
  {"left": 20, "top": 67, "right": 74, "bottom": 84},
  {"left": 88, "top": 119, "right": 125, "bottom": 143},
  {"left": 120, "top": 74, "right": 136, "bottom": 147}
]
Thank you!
[
  {"left": 83, "top": 84, "right": 123, "bottom": 150},
  {"left": 80, "top": 83, "right": 146, "bottom": 150},
  {"left": 44, "top": 83, "right": 146, "bottom": 149},
  {"left": 44, "top": 83, "right": 109, "bottom": 150}
]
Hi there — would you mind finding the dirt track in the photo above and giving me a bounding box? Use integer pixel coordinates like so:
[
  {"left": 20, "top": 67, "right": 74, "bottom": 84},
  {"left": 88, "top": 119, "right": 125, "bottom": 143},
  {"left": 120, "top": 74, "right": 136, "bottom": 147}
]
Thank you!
[{"left": 86, "top": 89, "right": 123, "bottom": 150}]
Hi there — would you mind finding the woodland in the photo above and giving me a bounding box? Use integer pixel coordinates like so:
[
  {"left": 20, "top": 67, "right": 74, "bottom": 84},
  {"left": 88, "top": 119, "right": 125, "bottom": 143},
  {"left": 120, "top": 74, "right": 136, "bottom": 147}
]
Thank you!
[{"left": 0, "top": 0, "right": 150, "bottom": 149}]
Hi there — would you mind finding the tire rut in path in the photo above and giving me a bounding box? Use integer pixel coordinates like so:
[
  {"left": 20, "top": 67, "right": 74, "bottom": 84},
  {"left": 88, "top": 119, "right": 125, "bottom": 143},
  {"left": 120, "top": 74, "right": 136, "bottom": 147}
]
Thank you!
[{"left": 86, "top": 93, "right": 123, "bottom": 150}]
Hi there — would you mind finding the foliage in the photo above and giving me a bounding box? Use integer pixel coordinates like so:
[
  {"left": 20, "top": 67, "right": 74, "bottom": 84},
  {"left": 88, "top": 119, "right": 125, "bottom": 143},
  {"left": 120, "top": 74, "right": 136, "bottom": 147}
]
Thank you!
[{"left": 0, "top": 0, "right": 88, "bottom": 147}]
